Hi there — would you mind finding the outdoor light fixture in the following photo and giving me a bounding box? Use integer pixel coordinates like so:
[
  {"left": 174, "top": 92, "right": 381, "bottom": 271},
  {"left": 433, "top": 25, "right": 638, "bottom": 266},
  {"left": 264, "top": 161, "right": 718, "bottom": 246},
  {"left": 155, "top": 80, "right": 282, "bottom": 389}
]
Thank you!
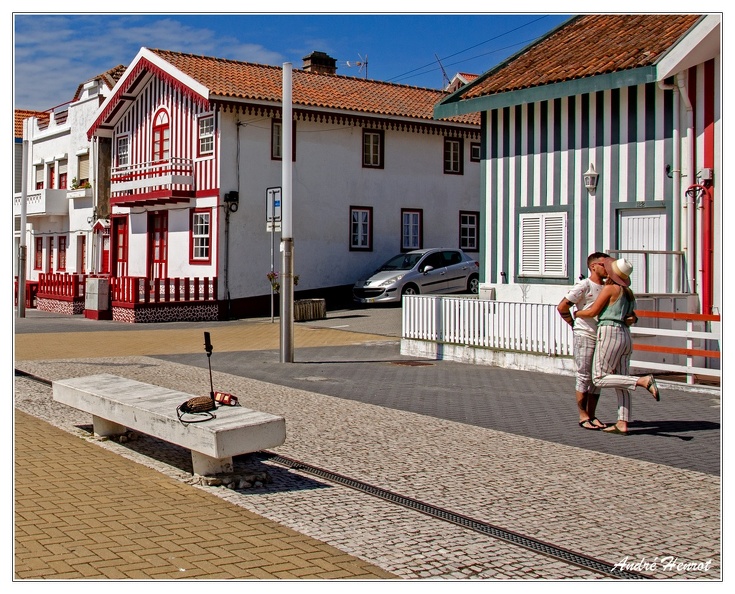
[{"left": 584, "top": 164, "right": 599, "bottom": 193}]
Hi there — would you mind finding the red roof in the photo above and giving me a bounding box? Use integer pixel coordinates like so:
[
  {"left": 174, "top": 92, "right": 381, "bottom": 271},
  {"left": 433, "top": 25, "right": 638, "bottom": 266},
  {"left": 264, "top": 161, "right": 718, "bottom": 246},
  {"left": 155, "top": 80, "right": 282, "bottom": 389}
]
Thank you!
[
  {"left": 459, "top": 14, "right": 701, "bottom": 100},
  {"left": 14, "top": 109, "right": 48, "bottom": 138},
  {"left": 147, "top": 48, "right": 479, "bottom": 126}
]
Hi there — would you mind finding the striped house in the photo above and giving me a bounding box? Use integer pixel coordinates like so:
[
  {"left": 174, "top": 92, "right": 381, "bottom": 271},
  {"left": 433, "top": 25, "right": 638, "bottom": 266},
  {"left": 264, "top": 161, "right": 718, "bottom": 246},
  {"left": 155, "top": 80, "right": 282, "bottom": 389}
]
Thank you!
[
  {"left": 434, "top": 14, "right": 721, "bottom": 316},
  {"left": 86, "top": 48, "right": 481, "bottom": 322}
]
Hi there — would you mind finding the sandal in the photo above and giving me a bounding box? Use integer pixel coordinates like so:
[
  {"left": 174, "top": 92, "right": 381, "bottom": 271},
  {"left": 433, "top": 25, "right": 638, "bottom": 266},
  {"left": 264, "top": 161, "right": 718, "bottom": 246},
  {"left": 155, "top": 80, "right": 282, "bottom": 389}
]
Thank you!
[
  {"left": 602, "top": 425, "right": 629, "bottom": 435},
  {"left": 590, "top": 417, "right": 607, "bottom": 429},
  {"left": 579, "top": 419, "right": 599, "bottom": 431},
  {"left": 644, "top": 375, "right": 661, "bottom": 401}
]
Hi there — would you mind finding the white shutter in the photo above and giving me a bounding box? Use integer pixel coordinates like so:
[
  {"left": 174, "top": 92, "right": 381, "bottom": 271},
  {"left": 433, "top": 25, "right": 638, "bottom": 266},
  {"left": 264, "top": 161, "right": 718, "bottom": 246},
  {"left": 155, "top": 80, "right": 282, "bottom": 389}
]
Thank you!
[
  {"left": 519, "top": 212, "right": 567, "bottom": 277},
  {"left": 520, "top": 215, "right": 541, "bottom": 275},
  {"left": 78, "top": 154, "right": 90, "bottom": 180},
  {"left": 543, "top": 213, "right": 567, "bottom": 276}
]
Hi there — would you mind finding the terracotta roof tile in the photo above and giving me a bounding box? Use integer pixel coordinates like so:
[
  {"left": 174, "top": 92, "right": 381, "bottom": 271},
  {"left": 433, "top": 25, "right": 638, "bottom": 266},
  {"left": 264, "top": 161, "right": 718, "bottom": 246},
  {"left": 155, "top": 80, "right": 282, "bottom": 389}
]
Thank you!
[
  {"left": 460, "top": 14, "right": 701, "bottom": 100},
  {"left": 14, "top": 109, "right": 49, "bottom": 138},
  {"left": 148, "top": 48, "right": 479, "bottom": 126},
  {"left": 73, "top": 65, "right": 127, "bottom": 102}
]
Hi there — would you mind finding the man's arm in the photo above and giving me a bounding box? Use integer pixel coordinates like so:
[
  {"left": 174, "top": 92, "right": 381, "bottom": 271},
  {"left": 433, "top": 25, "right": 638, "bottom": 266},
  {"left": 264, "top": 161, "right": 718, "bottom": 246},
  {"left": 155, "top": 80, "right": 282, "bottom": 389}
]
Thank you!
[{"left": 557, "top": 298, "right": 575, "bottom": 328}]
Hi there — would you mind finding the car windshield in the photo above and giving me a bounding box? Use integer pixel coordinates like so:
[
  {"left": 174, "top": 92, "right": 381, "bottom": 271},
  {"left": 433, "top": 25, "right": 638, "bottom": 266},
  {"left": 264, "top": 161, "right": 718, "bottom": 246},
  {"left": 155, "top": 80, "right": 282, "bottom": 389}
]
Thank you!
[{"left": 377, "top": 253, "right": 425, "bottom": 272}]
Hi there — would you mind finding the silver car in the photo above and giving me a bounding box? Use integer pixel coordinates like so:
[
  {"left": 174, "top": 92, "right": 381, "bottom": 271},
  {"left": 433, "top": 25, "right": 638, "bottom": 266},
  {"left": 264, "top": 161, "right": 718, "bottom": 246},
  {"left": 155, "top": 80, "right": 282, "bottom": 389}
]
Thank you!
[{"left": 353, "top": 248, "right": 480, "bottom": 304}]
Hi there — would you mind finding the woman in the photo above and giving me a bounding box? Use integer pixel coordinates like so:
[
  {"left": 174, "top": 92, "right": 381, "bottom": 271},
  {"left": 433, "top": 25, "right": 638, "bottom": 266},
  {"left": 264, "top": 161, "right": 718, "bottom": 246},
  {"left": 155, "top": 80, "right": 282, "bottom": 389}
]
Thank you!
[{"left": 574, "top": 257, "right": 660, "bottom": 435}]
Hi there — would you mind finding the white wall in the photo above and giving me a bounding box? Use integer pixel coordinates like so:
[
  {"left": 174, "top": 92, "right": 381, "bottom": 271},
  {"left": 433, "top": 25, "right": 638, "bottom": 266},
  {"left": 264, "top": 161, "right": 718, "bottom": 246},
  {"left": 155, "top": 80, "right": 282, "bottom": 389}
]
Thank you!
[{"left": 218, "top": 111, "right": 480, "bottom": 300}]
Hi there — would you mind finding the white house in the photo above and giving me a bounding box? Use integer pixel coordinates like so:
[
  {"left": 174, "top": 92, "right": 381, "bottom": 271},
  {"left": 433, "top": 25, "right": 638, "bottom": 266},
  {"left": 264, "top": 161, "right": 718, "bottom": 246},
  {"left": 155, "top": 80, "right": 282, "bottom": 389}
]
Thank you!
[
  {"left": 14, "top": 65, "right": 126, "bottom": 312},
  {"left": 80, "top": 48, "right": 481, "bottom": 322}
]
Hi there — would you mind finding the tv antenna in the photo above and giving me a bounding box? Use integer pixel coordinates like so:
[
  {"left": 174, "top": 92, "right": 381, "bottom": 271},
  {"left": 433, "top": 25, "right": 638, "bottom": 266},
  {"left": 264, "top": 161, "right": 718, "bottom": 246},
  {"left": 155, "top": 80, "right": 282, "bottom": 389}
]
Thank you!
[
  {"left": 435, "top": 54, "right": 450, "bottom": 89},
  {"left": 345, "top": 54, "right": 368, "bottom": 78}
]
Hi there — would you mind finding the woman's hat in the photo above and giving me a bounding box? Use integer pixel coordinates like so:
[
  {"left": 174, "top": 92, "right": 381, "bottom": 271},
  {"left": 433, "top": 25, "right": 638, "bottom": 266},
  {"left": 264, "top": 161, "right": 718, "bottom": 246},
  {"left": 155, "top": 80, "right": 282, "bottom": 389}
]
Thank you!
[{"left": 604, "top": 258, "right": 633, "bottom": 287}]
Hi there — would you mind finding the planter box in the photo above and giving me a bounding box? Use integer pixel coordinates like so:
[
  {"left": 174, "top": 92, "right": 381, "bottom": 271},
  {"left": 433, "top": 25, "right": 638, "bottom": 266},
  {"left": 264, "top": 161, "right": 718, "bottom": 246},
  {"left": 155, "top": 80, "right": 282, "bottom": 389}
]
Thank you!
[{"left": 294, "top": 298, "right": 326, "bottom": 322}]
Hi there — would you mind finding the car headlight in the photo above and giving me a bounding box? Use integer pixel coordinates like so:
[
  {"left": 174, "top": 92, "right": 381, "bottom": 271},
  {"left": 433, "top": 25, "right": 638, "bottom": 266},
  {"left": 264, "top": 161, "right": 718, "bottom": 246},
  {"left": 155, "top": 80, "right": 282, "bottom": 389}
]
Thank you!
[{"left": 378, "top": 275, "right": 403, "bottom": 287}]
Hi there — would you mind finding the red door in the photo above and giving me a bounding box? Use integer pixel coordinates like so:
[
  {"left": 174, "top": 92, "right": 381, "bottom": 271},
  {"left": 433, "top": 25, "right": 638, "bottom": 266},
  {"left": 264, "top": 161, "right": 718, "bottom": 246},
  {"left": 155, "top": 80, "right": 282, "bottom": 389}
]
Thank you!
[
  {"left": 148, "top": 211, "right": 168, "bottom": 280},
  {"left": 111, "top": 216, "right": 129, "bottom": 277}
]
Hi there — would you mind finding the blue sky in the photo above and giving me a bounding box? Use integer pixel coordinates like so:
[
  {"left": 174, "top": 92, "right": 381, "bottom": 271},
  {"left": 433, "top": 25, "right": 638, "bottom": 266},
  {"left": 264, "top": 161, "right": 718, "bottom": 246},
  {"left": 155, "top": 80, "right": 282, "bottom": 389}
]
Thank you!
[{"left": 13, "top": 12, "right": 573, "bottom": 111}]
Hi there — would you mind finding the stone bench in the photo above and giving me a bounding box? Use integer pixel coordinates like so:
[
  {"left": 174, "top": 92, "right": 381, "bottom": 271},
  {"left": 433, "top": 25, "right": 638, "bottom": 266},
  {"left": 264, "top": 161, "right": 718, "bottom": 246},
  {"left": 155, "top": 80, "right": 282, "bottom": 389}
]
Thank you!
[{"left": 52, "top": 373, "right": 286, "bottom": 476}]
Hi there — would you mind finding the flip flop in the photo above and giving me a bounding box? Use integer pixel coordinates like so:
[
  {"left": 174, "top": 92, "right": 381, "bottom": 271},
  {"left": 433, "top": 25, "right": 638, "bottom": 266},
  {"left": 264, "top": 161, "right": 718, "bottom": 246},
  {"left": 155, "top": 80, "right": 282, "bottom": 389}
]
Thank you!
[
  {"left": 645, "top": 375, "right": 661, "bottom": 401},
  {"left": 602, "top": 425, "right": 628, "bottom": 436},
  {"left": 590, "top": 417, "right": 607, "bottom": 429},
  {"left": 579, "top": 419, "right": 599, "bottom": 430}
]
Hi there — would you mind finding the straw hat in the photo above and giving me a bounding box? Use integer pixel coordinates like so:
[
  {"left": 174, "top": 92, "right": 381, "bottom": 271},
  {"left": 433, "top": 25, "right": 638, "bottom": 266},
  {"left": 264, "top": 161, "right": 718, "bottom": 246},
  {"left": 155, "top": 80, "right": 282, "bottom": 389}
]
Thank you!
[{"left": 604, "top": 258, "right": 633, "bottom": 287}]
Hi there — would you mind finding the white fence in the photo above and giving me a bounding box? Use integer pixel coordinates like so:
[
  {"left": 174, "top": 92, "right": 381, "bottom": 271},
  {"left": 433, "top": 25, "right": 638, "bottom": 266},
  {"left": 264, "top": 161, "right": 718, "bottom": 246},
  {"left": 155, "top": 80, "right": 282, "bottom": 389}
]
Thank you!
[{"left": 402, "top": 295, "right": 720, "bottom": 386}]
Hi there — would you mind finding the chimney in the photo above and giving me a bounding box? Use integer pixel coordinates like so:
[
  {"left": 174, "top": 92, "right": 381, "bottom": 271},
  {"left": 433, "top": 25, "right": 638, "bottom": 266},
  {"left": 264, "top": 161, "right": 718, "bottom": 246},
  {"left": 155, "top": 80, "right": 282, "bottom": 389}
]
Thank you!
[{"left": 302, "top": 51, "right": 337, "bottom": 75}]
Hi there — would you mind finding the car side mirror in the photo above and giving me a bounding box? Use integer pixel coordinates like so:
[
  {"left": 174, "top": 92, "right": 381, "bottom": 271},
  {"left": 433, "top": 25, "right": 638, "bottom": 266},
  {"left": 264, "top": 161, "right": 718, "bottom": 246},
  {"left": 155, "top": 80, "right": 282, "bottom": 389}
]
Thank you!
[{"left": 422, "top": 265, "right": 434, "bottom": 273}]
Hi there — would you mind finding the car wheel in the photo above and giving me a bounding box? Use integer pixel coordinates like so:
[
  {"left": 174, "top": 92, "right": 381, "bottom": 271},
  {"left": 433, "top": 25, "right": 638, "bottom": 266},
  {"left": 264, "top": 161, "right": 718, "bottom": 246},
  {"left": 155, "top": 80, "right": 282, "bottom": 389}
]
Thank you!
[
  {"left": 402, "top": 284, "right": 419, "bottom": 296},
  {"left": 468, "top": 274, "right": 479, "bottom": 294}
]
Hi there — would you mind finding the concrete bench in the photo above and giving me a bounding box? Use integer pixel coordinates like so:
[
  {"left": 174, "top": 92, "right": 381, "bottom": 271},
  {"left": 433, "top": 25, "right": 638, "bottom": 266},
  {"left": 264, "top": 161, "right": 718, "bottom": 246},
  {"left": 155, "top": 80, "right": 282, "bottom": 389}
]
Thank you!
[{"left": 52, "top": 373, "right": 286, "bottom": 476}]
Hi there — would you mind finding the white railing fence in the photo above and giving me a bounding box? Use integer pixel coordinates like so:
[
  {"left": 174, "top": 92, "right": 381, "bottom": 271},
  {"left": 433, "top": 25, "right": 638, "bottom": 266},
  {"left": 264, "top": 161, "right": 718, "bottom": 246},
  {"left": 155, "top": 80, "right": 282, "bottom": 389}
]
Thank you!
[
  {"left": 402, "top": 295, "right": 573, "bottom": 357},
  {"left": 402, "top": 295, "right": 720, "bottom": 386}
]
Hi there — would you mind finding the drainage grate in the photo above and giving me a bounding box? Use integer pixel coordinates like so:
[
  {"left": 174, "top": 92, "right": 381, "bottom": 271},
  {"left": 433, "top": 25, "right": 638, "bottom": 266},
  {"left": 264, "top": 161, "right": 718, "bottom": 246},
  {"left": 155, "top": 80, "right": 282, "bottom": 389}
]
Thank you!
[
  {"left": 265, "top": 453, "right": 649, "bottom": 580},
  {"left": 391, "top": 360, "right": 435, "bottom": 366}
]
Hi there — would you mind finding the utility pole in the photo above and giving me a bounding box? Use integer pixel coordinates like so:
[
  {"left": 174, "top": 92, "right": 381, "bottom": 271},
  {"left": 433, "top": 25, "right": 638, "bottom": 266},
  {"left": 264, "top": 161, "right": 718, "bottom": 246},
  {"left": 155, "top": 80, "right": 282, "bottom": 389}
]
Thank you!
[{"left": 280, "top": 63, "right": 294, "bottom": 363}]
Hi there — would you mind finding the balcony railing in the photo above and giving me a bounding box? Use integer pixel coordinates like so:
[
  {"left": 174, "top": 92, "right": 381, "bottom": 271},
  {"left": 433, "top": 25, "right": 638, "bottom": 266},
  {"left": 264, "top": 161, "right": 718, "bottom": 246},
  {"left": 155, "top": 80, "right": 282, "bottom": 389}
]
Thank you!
[
  {"left": 111, "top": 158, "right": 194, "bottom": 195},
  {"left": 13, "top": 189, "right": 70, "bottom": 217}
]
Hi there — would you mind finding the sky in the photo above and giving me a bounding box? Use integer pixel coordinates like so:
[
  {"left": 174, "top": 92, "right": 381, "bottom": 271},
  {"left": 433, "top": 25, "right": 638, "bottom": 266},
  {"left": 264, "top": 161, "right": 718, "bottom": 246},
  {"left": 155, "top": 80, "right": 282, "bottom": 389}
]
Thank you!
[{"left": 11, "top": 11, "right": 575, "bottom": 112}]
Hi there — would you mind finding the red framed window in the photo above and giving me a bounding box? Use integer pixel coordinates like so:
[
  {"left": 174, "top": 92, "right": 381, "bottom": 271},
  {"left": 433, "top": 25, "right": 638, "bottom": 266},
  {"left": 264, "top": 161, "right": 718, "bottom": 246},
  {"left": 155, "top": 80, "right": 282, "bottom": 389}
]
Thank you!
[
  {"left": 35, "top": 165, "right": 44, "bottom": 190},
  {"left": 190, "top": 208, "right": 212, "bottom": 264},
  {"left": 47, "top": 236, "right": 54, "bottom": 272},
  {"left": 401, "top": 209, "right": 423, "bottom": 251},
  {"left": 116, "top": 136, "right": 130, "bottom": 168},
  {"left": 48, "top": 164, "right": 55, "bottom": 189},
  {"left": 152, "top": 109, "right": 170, "bottom": 162},
  {"left": 349, "top": 206, "right": 373, "bottom": 251},
  {"left": 198, "top": 115, "right": 214, "bottom": 157},
  {"left": 57, "top": 236, "right": 67, "bottom": 270},
  {"left": 362, "top": 130, "right": 384, "bottom": 169},
  {"left": 444, "top": 137, "right": 464, "bottom": 175},
  {"left": 34, "top": 237, "right": 43, "bottom": 270}
]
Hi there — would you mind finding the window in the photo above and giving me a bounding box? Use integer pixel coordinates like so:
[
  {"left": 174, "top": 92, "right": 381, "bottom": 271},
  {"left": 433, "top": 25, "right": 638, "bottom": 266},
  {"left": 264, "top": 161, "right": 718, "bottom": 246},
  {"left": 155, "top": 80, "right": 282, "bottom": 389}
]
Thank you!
[
  {"left": 271, "top": 119, "right": 296, "bottom": 161},
  {"left": 459, "top": 211, "right": 479, "bottom": 252},
  {"left": 59, "top": 160, "right": 68, "bottom": 189},
  {"left": 444, "top": 137, "right": 464, "bottom": 174},
  {"left": 350, "top": 206, "right": 373, "bottom": 251},
  {"left": 519, "top": 212, "right": 568, "bottom": 277},
  {"left": 48, "top": 164, "right": 55, "bottom": 189},
  {"left": 470, "top": 142, "right": 481, "bottom": 162},
  {"left": 362, "top": 130, "right": 384, "bottom": 169},
  {"left": 34, "top": 237, "right": 43, "bottom": 270},
  {"left": 117, "top": 136, "right": 129, "bottom": 167},
  {"left": 190, "top": 208, "right": 212, "bottom": 263},
  {"left": 47, "top": 236, "right": 54, "bottom": 272},
  {"left": 198, "top": 115, "right": 214, "bottom": 156},
  {"left": 152, "top": 109, "right": 170, "bottom": 162},
  {"left": 58, "top": 236, "right": 67, "bottom": 271},
  {"left": 401, "top": 209, "right": 422, "bottom": 251},
  {"left": 78, "top": 153, "right": 90, "bottom": 186},
  {"left": 35, "top": 165, "right": 44, "bottom": 190}
]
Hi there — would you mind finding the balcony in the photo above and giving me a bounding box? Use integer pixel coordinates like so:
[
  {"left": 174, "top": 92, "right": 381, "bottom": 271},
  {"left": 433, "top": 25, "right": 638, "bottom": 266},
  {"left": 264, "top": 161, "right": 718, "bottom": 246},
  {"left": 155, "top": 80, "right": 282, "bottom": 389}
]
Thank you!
[
  {"left": 110, "top": 158, "right": 195, "bottom": 207},
  {"left": 13, "top": 189, "right": 69, "bottom": 217}
]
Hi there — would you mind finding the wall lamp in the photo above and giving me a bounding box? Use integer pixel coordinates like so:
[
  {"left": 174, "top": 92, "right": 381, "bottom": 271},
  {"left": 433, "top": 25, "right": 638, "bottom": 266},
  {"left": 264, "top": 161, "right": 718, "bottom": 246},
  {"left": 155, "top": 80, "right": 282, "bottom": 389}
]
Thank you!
[{"left": 584, "top": 164, "right": 599, "bottom": 193}]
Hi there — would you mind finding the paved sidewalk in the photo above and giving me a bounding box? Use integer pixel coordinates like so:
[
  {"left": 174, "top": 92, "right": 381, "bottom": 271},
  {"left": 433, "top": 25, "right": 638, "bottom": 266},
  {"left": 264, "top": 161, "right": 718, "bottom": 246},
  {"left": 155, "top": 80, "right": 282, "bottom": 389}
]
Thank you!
[{"left": 13, "top": 309, "right": 722, "bottom": 580}]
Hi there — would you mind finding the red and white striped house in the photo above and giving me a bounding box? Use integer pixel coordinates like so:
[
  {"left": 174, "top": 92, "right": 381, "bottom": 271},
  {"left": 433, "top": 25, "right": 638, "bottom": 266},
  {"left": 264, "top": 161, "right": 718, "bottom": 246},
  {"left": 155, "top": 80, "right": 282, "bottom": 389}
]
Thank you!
[{"left": 84, "top": 48, "right": 481, "bottom": 322}]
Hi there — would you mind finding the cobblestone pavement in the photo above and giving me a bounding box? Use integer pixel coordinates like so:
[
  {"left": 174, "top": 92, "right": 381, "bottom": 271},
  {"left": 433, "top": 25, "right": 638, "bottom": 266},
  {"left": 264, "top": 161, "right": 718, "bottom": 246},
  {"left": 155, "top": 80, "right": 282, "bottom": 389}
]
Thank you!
[{"left": 13, "top": 308, "right": 721, "bottom": 581}]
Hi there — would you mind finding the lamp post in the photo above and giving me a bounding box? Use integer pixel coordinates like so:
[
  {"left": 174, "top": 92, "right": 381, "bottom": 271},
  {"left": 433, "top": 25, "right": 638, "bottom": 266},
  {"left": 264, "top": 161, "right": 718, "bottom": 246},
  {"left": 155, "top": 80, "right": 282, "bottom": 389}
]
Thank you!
[{"left": 280, "top": 63, "right": 294, "bottom": 363}]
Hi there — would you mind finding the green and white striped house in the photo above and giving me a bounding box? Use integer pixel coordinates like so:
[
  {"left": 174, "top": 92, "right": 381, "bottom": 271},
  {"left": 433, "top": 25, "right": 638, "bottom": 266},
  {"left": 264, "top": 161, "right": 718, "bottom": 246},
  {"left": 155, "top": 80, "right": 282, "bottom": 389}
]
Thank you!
[{"left": 434, "top": 14, "right": 721, "bottom": 317}]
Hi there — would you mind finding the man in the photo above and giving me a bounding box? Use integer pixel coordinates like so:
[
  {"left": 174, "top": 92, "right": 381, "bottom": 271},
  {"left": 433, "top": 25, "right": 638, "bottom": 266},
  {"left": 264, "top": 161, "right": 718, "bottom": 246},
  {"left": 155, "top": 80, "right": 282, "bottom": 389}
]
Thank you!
[{"left": 557, "top": 252, "right": 610, "bottom": 430}]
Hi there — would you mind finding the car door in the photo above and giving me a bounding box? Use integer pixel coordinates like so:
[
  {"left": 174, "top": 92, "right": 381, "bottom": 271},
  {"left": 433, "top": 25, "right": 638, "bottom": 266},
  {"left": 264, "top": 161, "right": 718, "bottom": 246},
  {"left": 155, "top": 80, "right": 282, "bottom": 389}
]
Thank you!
[
  {"left": 417, "top": 252, "right": 448, "bottom": 293},
  {"left": 441, "top": 250, "right": 469, "bottom": 292}
]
